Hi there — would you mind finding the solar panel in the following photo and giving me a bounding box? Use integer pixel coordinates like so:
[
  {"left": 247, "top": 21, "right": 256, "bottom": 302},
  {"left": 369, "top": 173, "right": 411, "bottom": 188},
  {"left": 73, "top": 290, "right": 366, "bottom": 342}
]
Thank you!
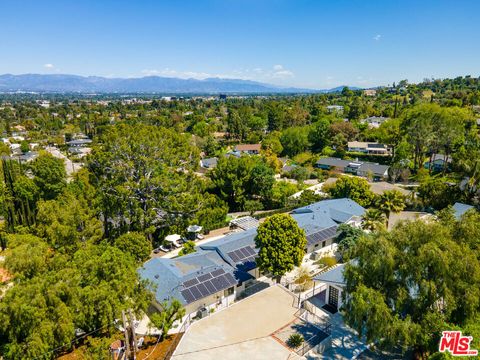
[
  {"left": 227, "top": 246, "right": 257, "bottom": 265},
  {"left": 181, "top": 288, "right": 195, "bottom": 303},
  {"left": 204, "top": 280, "right": 216, "bottom": 294},
  {"left": 198, "top": 273, "right": 212, "bottom": 282},
  {"left": 211, "top": 269, "right": 225, "bottom": 277},
  {"left": 210, "top": 276, "right": 224, "bottom": 292},
  {"left": 306, "top": 226, "right": 338, "bottom": 246},
  {"left": 196, "top": 283, "right": 209, "bottom": 297},
  {"left": 190, "top": 286, "right": 202, "bottom": 300},
  {"left": 229, "top": 252, "right": 240, "bottom": 262},
  {"left": 183, "top": 278, "right": 199, "bottom": 288}
]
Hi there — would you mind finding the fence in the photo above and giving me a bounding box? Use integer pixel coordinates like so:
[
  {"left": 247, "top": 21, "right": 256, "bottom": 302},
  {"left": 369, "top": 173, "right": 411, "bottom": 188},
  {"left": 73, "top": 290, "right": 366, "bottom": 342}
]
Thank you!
[{"left": 161, "top": 314, "right": 191, "bottom": 360}]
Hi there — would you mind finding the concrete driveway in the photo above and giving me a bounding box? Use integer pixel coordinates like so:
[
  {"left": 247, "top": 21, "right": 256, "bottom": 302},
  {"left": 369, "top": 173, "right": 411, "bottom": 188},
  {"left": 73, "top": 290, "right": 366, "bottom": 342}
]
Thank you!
[{"left": 172, "top": 285, "right": 301, "bottom": 360}]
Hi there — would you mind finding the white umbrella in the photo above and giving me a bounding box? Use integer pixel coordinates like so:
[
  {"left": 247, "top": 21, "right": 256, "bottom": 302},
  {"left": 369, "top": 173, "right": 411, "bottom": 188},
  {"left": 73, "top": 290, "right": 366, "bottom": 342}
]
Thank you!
[{"left": 165, "top": 234, "right": 182, "bottom": 242}]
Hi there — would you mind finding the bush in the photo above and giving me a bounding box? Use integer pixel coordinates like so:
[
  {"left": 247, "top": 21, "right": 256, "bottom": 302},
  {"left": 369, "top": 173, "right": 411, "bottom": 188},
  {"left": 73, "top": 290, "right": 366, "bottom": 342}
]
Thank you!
[
  {"left": 316, "top": 256, "right": 337, "bottom": 268},
  {"left": 287, "top": 333, "right": 304, "bottom": 348}
]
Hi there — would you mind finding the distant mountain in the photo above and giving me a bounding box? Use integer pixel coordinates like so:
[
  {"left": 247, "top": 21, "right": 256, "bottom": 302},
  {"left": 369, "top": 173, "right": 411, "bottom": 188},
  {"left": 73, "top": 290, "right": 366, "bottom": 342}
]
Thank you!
[{"left": 0, "top": 74, "right": 358, "bottom": 94}]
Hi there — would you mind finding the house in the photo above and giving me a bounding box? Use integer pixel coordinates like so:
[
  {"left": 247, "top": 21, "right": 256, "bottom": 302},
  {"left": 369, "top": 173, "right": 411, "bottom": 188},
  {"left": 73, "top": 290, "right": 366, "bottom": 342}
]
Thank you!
[
  {"left": 363, "top": 89, "right": 377, "bottom": 97},
  {"left": 291, "top": 198, "right": 365, "bottom": 254},
  {"left": 315, "top": 157, "right": 389, "bottom": 180},
  {"left": 139, "top": 251, "right": 239, "bottom": 319},
  {"left": 360, "top": 116, "right": 388, "bottom": 128},
  {"left": 347, "top": 141, "right": 390, "bottom": 155},
  {"left": 452, "top": 202, "right": 475, "bottom": 220},
  {"left": 313, "top": 263, "right": 347, "bottom": 311},
  {"left": 66, "top": 139, "right": 92, "bottom": 147},
  {"left": 326, "top": 105, "right": 344, "bottom": 113},
  {"left": 200, "top": 157, "right": 218, "bottom": 169},
  {"left": 424, "top": 154, "right": 451, "bottom": 172},
  {"left": 234, "top": 144, "right": 261, "bottom": 155},
  {"left": 315, "top": 157, "right": 352, "bottom": 172},
  {"left": 139, "top": 198, "right": 365, "bottom": 318}
]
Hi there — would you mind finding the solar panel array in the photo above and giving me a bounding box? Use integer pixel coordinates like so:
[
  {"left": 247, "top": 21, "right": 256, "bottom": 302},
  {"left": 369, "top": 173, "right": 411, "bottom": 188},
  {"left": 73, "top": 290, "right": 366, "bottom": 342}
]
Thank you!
[
  {"left": 230, "top": 216, "right": 259, "bottom": 230},
  {"left": 180, "top": 268, "right": 237, "bottom": 304},
  {"left": 227, "top": 246, "right": 256, "bottom": 264},
  {"left": 306, "top": 225, "right": 338, "bottom": 246}
]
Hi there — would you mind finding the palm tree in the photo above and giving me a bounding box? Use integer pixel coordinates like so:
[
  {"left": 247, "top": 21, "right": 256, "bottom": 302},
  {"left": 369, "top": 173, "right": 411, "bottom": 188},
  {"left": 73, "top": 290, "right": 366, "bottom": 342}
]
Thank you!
[
  {"left": 378, "top": 190, "right": 406, "bottom": 217},
  {"left": 362, "top": 209, "right": 386, "bottom": 231}
]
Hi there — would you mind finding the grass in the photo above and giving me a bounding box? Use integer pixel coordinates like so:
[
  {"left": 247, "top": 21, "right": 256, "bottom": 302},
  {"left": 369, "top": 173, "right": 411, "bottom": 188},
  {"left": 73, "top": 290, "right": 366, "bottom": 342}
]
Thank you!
[{"left": 315, "top": 256, "right": 337, "bottom": 268}]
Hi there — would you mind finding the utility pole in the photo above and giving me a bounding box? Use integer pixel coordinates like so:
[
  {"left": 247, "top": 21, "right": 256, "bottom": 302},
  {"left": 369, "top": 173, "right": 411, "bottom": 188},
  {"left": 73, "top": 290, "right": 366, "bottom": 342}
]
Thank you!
[
  {"left": 121, "top": 310, "right": 131, "bottom": 359},
  {"left": 128, "top": 309, "right": 138, "bottom": 360}
]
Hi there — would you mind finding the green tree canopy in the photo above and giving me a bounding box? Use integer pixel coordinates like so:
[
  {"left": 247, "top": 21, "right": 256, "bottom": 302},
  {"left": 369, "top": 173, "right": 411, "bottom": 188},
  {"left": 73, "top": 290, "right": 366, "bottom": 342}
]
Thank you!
[
  {"left": 324, "top": 176, "right": 375, "bottom": 207},
  {"left": 254, "top": 213, "right": 306, "bottom": 281},
  {"left": 114, "top": 231, "right": 152, "bottom": 263}
]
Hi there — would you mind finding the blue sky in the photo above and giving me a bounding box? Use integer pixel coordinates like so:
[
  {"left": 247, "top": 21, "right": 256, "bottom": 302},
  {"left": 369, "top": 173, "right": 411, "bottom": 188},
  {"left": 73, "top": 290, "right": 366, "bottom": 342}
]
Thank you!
[{"left": 1, "top": 0, "right": 478, "bottom": 89}]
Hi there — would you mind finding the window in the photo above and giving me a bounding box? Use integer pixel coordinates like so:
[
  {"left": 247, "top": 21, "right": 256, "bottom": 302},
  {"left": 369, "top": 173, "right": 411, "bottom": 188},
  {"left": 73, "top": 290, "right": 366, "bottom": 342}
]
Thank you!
[
  {"left": 224, "top": 287, "right": 234, "bottom": 297},
  {"left": 322, "top": 240, "right": 326, "bottom": 248},
  {"left": 314, "top": 244, "right": 319, "bottom": 248}
]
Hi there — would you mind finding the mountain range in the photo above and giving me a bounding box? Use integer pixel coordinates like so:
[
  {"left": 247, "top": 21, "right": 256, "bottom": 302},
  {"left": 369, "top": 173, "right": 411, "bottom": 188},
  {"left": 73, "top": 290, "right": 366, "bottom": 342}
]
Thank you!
[{"left": 0, "top": 74, "right": 358, "bottom": 94}]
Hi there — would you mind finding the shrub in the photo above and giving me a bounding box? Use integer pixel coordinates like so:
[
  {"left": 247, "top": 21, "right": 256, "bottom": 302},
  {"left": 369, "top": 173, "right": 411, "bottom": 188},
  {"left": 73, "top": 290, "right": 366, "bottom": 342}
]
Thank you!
[
  {"left": 316, "top": 256, "right": 337, "bottom": 268},
  {"left": 287, "top": 333, "right": 304, "bottom": 348}
]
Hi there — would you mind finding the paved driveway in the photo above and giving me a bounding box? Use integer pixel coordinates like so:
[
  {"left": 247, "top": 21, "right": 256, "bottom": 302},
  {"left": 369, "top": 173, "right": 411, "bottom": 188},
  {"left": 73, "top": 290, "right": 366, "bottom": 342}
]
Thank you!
[{"left": 172, "top": 285, "right": 301, "bottom": 360}]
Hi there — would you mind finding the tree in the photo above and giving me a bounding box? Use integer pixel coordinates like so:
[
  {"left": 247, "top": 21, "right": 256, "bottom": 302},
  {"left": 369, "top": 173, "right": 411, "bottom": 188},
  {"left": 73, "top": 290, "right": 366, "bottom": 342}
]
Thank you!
[
  {"left": 178, "top": 241, "right": 196, "bottom": 257},
  {"left": 254, "top": 214, "right": 307, "bottom": 282},
  {"left": 280, "top": 127, "right": 310, "bottom": 157},
  {"left": 361, "top": 209, "right": 387, "bottom": 232},
  {"left": 343, "top": 218, "right": 480, "bottom": 357},
  {"left": 114, "top": 232, "right": 152, "bottom": 263},
  {"left": 149, "top": 299, "right": 185, "bottom": 341},
  {"left": 29, "top": 152, "right": 66, "bottom": 200},
  {"left": 377, "top": 190, "right": 406, "bottom": 217},
  {"left": 324, "top": 176, "right": 375, "bottom": 207},
  {"left": 336, "top": 223, "right": 365, "bottom": 258},
  {"left": 309, "top": 118, "right": 330, "bottom": 152}
]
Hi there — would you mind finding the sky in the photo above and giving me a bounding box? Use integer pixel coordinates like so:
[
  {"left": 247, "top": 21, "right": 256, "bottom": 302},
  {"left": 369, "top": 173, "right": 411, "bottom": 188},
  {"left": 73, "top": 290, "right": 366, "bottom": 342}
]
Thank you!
[{"left": 0, "top": 0, "right": 479, "bottom": 89}]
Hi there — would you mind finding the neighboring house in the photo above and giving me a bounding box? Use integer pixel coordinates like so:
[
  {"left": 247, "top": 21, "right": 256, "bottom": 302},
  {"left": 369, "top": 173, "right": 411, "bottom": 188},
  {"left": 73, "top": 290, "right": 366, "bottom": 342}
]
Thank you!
[
  {"left": 315, "top": 157, "right": 389, "bottom": 180},
  {"left": 347, "top": 141, "right": 390, "bottom": 155},
  {"left": 424, "top": 154, "right": 451, "bottom": 172},
  {"left": 139, "top": 198, "right": 365, "bottom": 318},
  {"left": 360, "top": 116, "right": 388, "bottom": 128},
  {"left": 66, "top": 139, "right": 92, "bottom": 147},
  {"left": 200, "top": 157, "right": 218, "bottom": 169},
  {"left": 313, "top": 263, "right": 347, "bottom": 311},
  {"left": 291, "top": 198, "right": 365, "bottom": 254},
  {"left": 452, "top": 202, "right": 475, "bottom": 220},
  {"left": 363, "top": 89, "right": 377, "bottom": 96},
  {"left": 326, "top": 105, "right": 344, "bottom": 113},
  {"left": 234, "top": 144, "right": 261, "bottom": 155}
]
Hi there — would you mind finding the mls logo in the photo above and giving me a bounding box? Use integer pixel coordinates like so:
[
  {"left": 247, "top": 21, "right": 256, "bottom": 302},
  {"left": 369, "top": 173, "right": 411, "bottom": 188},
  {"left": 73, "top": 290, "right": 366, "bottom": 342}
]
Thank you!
[{"left": 439, "top": 331, "right": 478, "bottom": 356}]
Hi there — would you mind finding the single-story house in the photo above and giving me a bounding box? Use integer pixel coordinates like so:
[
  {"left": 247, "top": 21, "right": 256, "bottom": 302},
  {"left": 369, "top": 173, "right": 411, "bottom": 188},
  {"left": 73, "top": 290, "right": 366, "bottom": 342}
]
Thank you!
[
  {"left": 360, "top": 116, "right": 388, "bottom": 128},
  {"left": 326, "top": 105, "right": 344, "bottom": 113},
  {"left": 200, "top": 157, "right": 218, "bottom": 169},
  {"left": 315, "top": 157, "right": 389, "bottom": 180},
  {"left": 234, "top": 144, "right": 261, "bottom": 155},
  {"left": 347, "top": 141, "right": 390, "bottom": 155},
  {"left": 139, "top": 198, "right": 365, "bottom": 317},
  {"left": 291, "top": 198, "right": 365, "bottom": 254},
  {"left": 424, "top": 154, "right": 451, "bottom": 172},
  {"left": 66, "top": 139, "right": 92, "bottom": 147},
  {"left": 452, "top": 202, "right": 475, "bottom": 220}
]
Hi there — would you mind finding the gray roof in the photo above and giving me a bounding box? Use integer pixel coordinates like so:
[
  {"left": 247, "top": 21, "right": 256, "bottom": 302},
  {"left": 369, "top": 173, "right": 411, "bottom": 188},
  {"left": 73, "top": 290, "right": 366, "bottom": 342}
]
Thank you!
[
  {"left": 358, "top": 162, "right": 389, "bottom": 176},
  {"left": 66, "top": 139, "right": 92, "bottom": 146},
  {"left": 140, "top": 198, "right": 365, "bottom": 305},
  {"left": 138, "top": 250, "right": 234, "bottom": 306},
  {"left": 230, "top": 216, "right": 259, "bottom": 230},
  {"left": 316, "top": 157, "right": 352, "bottom": 168},
  {"left": 452, "top": 202, "right": 475, "bottom": 220},
  {"left": 313, "top": 263, "right": 346, "bottom": 286},
  {"left": 291, "top": 198, "right": 365, "bottom": 240}
]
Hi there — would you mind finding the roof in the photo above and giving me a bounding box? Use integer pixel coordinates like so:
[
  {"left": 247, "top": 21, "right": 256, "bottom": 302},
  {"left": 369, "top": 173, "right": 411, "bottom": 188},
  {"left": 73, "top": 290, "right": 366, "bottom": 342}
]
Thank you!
[
  {"left": 357, "top": 162, "right": 389, "bottom": 176},
  {"left": 452, "top": 202, "right": 475, "bottom": 220},
  {"left": 230, "top": 216, "right": 259, "bottom": 230},
  {"left": 139, "top": 250, "right": 236, "bottom": 306},
  {"left": 200, "top": 157, "right": 218, "bottom": 168},
  {"left": 347, "top": 141, "right": 388, "bottom": 150},
  {"left": 291, "top": 198, "right": 365, "bottom": 237},
  {"left": 315, "top": 157, "right": 351, "bottom": 168},
  {"left": 313, "top": 263, "right": 346, "bottom": 286},
  {"left": 235, "top": 144, "right": 261, "bottom": 152},
  {"left": 66, "top": 139, "right": 92, "bottom": 146}
]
